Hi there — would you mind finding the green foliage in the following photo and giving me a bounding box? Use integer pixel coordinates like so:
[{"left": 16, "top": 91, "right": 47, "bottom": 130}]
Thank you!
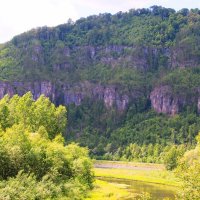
[
  {"left": 163, "top": 145, "right": 185, "bottom": 170},
  {"left": 0, "top": 172, "right": 61, "bottom": 200},
  {"left": 0, "top": 43, "right": 21, "bottom": 81},
  {"left": 160, "top": 67, "right": 200, "bottom": 95},
  {"left": 113, "top": 111, "right": 199, "bottom": 145},
  {"left": 176, "top": 133, "right": 200, "bottom": 199},
  {"left": 0, "top": 171, "right": 89, "bottom": 200},
  {"left": 2, "top": 6, "right": 200, "bottom": 198},
  {"left": 0, "top": 93, "right": 94, "bottom": 199},
  {"left": 0, "top": 92, "right": 67, "bottom": 139},
  {"left": 68, "top": 108, "right": 197, "bottom": 163},
  {"left": 100, "top": 142, "right": 188, "bottom": 167}
]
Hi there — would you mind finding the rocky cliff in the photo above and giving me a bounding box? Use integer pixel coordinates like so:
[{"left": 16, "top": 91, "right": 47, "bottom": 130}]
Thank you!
[
  {"left": 150, "top": 86, "right": 200, "bottom": 115},
  {"left": 2, "top": 80, "right": 200, "bottom": 116},
  {"left": 1, "top": 41, "right": 197, "bottom": 116},
  {"left": 0, "top": 81, "right": 136, "bottom": 111}
]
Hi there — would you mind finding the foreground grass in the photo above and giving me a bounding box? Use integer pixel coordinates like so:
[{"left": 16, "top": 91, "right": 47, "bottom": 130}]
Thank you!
[{"left": 86, "top": 179, "right": 133, "bottom": 200}]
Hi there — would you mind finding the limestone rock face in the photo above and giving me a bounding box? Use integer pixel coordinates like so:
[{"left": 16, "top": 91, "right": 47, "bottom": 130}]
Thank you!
[
  {"left": 0, "top": 81, "right": 131, "bottom": 111},
  {"left": 150, "top": 86, "right": 180, "bottom": 115},
  {"left": 48, "top": 45, "right": 171, "bottom": 72},
  {"left": 59, "top": 83, "right": 130, "bottom": 111},
  {"left": 0, "top": 81, "right": 55, "bottom": 101},
  {"left": 1, "top": 81, "right": 200, "bottom": 115},
  {"left": 150, "top": 86, "right": 200, "bottom": 115},
  {"left": 102, "top": 87, "right": 129, "bottom": 110}
]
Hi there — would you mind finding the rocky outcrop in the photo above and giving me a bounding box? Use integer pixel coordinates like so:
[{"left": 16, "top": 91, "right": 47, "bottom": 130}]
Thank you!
[
  {"left": 97, "top": 86, "right": 129, "bottom": 110},
  {"left": 21, "top": 41, "right": 179, "bottom": 74},
  {"left": 150, "top": 86, "right": 200, "bottom": 115},
  {"left": 2, "top": 81, "right": 200, "bottom": 115},
  {"left": 150, "top": 86, "right": 180, "bottom": 115},
  {"left": 51, "top": 44, "right": 200, "bottom": 71},
  {"left": 59, "top": 45, "right": 183, "bottom": 71},
  {"left": 0, "top": 81, "right": 55, "bottom": 102},
  {"left": 59, "top": 82, "right": 130, "bottom": 111},
  {"left": 0, "top": 81, "right": 131, "bottom": 111},
  {"left": 17, "top": 39, "right": 200, "bottom": 72}
]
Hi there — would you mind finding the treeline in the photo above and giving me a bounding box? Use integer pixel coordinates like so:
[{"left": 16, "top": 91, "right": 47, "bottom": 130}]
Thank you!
[
  {"left": 102, "top": 143, "right": 189, "bottom": 170},
  {"left": 12, "top": 6, "right": 200, "bottom": 47},
  {"left": 69, "top": 106, "right": 200, "bottom": 159},
  {"left": 0, "top": 93, "right": 94, "bottom": 200}
]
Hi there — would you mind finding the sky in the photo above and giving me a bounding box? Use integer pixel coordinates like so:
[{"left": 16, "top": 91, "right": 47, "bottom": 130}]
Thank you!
[{"left": 1, "top": 0, "right": 200, "bottom": 43}]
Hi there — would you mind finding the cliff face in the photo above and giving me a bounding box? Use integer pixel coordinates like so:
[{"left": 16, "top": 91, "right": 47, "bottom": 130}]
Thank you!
[
  {"left": 26, "top": 43, "right": 196, "bottom": 71},
  {"left": 2, "top": 80, "right": 199, "bottom": 116},
  {"left": 0, "top": 81, "right": 55, "bottom": 102},
  {"left": 150, "top": 86, "right": 181, "bottom": 115},
  {"left": 19, "top": 43, "right": 171, "bottom": 72},
  {"left": 58, "top": 82, "right": 131, "bottom": 111},
  {"left": 150, "top": 86, "right": 199, "bottom": 115},
  {"left": 0, "top": 81, "right": 133, "bottom": 111}
]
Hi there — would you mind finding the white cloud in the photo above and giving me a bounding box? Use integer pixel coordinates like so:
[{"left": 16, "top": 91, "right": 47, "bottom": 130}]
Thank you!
[
  {"left": 72, "top": 0, "right": 156, "bottom": 17},
  {"left": 0, "top": 0, "right": 78, "bottom": 43},
  {"left": 0, "top": 0, "right": 200, "bottom": 43}
]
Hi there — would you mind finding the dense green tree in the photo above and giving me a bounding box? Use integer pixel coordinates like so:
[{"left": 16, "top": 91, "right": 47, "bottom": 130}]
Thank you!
[
  {"left": 176, "top": 133, "right": 200, "bottom": 199},
  {"left": 0, "top": 93, "right": 94, "bottom": 200},
  {"left": 0, "top": 92, "right": 67, "bottom": 139}
]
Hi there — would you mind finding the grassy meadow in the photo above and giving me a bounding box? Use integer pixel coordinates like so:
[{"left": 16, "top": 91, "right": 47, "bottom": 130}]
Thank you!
[
  {"left": 86, "top": 160, "right": 179, "bottom": 200},
  {"left": 86, "top": 179, "right": 132, "bottom": 200}
]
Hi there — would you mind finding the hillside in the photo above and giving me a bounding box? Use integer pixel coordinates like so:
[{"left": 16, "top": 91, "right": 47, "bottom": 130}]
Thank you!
[{"left": 1, "top": 6, "right": 200, "bottom": 159}]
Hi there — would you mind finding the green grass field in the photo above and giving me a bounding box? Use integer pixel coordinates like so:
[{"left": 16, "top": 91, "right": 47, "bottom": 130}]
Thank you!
[
  {"left": 86, "top": 179, "right": 132, "bottom": 200},
  {"left": 86, "top": 160, "right": 179, "bottom": 200}
]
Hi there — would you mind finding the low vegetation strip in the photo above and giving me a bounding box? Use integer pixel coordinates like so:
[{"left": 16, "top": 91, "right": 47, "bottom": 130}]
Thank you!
[
  {"left": 94, "top": 160, "right": 179, "bottom": 187},
  {"left": 94, "top": 160, "right": 165, "bottom": 170}
]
